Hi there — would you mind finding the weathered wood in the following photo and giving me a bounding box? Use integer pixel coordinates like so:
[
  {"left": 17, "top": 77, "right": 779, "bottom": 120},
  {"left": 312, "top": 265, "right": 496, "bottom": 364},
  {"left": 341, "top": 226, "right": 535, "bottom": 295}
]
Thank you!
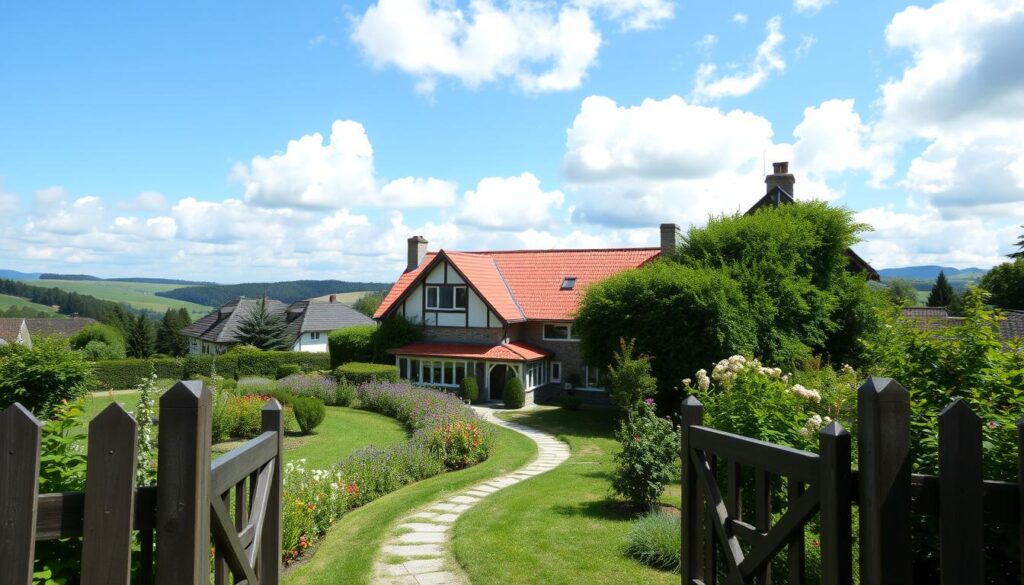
[
  {"left": 704, "top": 454, "right": 718, "bottom": 585},
  {"left": 727, "top": 460, "right": 742, "bottom": 523},
  {"left": 690, "top": 426, "right": 819, "bottom": 483},
  {"left": 819, "top": 422, "right": 852, "bottom": 585},
  {"left": 786, "top": 481, "right": 805, "bottom": 585},
  {"left": 259, "top": 399, "right": 284, "bottom": 583},
  {"left": 155, "top": 380, "right": 211, "bottom": 585},
  {"left": 35, "top": 486, "right": 157, "bottom": 540},
  {"left": 681, "top": 396, "right": 704, "bottom": 585},
  {"left": 81, "top": 403, "right": 138, "bottom": 585},
  {"left": 857, "top": 377, "right": 911, "bottom": 585},
  {"left": 210, "top": 495, "right": 259, "bottom": 584},
  {"left": 0, "top": 403, "right": 42, "bottom": 585},
  {"left": 938, "top": 399, "right": 983, "bottom": 585},
  {"left": 754, "top": 469, "right": 771, "bottom": 585},
  {"left": 693, "top": 449, "right": 745, "bottom": 583},
  {"left": 739, "top": 485, "right": 821, "bottom": 581},
  {"left": 210, "top": 431, "right": 276, "bottom": 494}
]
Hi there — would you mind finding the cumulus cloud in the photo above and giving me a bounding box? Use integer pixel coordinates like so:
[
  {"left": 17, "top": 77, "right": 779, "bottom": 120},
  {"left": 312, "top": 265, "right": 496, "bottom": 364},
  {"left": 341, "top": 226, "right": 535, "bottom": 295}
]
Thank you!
[
  {"left": 458, "top": 173, "right": 565, "bottom": 230},
  {"left": 379, "top": 177, "right": 459, "bottom": 207},
  {"left": 794, "top": 0, "right": 832, "bottom": 15},
  {"left": 792, "top": 99, "right": 893, "bottom": 187},
  {"left": 110, "top": 216, "right": 178, "bottom": 240},
  {"left": 33, "top": 186, "right": 69, "bottom": 206},
  {"left": 696, "top": 34, "right": 717, "bottom": 52},
  {"left": 350, "top": 0, "right": 671, "bottom": 94},
  {"left": 732, "top": 12, "right": 748, "bottom": 24},
  {"left": 692, "top": 16, "right": 785, "bottom": 101},
  {"left": 28, "top": 196, "right": 105, "bottom": 235}
]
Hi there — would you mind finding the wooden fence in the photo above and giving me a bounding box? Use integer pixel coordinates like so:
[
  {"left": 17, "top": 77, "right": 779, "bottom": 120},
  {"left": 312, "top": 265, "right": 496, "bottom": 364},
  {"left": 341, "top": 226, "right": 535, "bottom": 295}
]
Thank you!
[
  {"left": 0, "top": 380, "right": 283, "bottom": 585},
  {"left": 681, "top": 376, "right": 1023, "bottom": 585}
]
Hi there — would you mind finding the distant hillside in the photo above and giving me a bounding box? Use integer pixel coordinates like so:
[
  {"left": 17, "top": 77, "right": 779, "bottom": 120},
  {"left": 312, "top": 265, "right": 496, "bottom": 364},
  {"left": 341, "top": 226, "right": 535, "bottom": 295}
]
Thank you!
[
  {"left": 878, "top": 265, "right": 988, "bottom": 282},
  {"left": 157, "top": 280, "right": 391, "bottom": 307},
  {"left": 40, "top": 273, "right": 102, "bottom": 281},
  {"left": 107, "top": 277, "right": 216, "bottom": 286},
  {"left": 0, "top": 269, "right": 40, "bottom": 280}
]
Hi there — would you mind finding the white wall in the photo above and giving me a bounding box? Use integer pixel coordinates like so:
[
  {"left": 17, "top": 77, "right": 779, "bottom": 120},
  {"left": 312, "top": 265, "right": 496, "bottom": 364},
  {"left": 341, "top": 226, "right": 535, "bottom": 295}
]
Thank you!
[
  {"left": 292, "top": 332, "right": 329, "bottom": 353},
  {"left": 398, "top": 259, "right": 503, "bottom": 329}
]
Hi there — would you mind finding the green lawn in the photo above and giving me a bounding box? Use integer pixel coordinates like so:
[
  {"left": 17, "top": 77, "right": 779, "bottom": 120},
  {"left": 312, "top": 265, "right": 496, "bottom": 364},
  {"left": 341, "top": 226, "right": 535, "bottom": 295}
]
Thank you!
[
  {"left": 284, "top": 423, "right": 538, "bottom": 585},
  {"left": 0, "top": 293, "right": 59, "bottom": 314},
  {"left": 452, "top": 407, "right": 680, "bottom": 585},
  {"left": 22, "top": 279, "right": 210, "bottom": 317}
]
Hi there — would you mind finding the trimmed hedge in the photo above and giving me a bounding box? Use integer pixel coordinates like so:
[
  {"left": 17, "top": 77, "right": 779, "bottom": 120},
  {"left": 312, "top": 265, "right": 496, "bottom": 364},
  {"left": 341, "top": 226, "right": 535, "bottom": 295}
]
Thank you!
[
  {"left": 459, "top": 375, "right": 480, "bottom": 403},
  {"left": 327, "top": 325, "right": 376, "bottom": 369},
  {"left": 93, "top": 351, "right": 331, "bottom": 389},
  {"left": 334, "top": 362, "right": 400, "bottom": 384},
  {"left": 276, "top": 364, "right": 302, "bottom": 379},
  {"left": 504, "top": 377, "right": 525, "bottom": 409},
  {"left": 292, "top": 396, "right": 326, "bottom": 434}
]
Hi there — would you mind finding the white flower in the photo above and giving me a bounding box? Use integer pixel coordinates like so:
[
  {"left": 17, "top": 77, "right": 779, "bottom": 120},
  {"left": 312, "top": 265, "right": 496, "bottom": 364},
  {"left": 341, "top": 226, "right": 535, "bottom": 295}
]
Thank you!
[{"left": 696, "top": 369, "right": 710, "bottom": 391}]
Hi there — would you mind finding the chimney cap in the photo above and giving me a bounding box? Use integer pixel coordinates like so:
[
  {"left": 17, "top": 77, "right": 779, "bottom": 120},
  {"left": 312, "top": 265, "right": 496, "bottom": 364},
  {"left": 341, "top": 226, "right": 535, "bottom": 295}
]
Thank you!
[
  {"left": 771, "top": 161, "right": 790, "bottom": 175},
  {"left": 408, "top": 235, "right": 427, "bottom": 243}
]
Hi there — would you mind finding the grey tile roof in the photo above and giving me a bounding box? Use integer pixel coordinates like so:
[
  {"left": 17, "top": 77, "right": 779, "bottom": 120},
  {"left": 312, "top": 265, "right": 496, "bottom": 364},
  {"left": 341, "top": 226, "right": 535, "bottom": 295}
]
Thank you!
[
  {"left": 0, "top": 319, "right": 27, "bottom": 344},
  {"left": 291, "top": 300, "right": 374, "bottom": 333},
  {"left": 181, "top": 298, "right": 373, "bottom": 344},
  {"left": 25, "top": 317, "right": 96, "bottom": 338},
  {"left": 181, "top": 298, "right": 290, "bottom": 344},
  {"left": 1000, "top": 310, "right": 1024, "bottom": 341}
]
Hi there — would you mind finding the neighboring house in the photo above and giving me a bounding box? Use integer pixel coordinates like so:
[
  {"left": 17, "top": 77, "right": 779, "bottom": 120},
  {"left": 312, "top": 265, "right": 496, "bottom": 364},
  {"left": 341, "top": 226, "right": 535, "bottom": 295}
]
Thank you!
[
  {"left": 24, "top": 316, "right": 96, "bottom": 339},
  {"left": 0, "top": 318, "right": 32, "bottom": 348},
  {"left": 902, "top": 306, "right": 1024, "bottom": 342},
  {"left": 181, "top": 296, "right": 373, "bottom": 355}
]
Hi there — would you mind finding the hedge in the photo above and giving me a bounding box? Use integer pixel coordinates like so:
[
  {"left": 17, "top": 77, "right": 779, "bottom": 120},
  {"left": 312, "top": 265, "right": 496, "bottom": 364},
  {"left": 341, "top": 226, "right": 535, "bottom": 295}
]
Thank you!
[
  {"left": 334, "top": 362, "right": 400, "bottom": 385},
  {"left": 327, "top": 325, "right": 376, "bottom": 369},
  {"left": 93, "top": 351, "right": 332, "bottom": 390}
]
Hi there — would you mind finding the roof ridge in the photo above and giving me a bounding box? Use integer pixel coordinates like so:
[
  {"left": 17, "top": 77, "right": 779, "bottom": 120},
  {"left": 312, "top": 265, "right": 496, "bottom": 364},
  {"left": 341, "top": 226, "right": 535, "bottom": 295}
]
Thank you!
[{"left": 442, "top": 247, "right": 660, "bottom": 255}]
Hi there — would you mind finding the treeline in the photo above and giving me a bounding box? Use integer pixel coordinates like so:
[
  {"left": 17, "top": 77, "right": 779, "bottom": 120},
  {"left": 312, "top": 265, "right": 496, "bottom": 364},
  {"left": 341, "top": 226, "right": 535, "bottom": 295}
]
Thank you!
[
  {"left": 0, "top": 306, "right": 57, "bottom": 319},
  {"left": 39, "top": 273, "right": 213, "bottom": 286},
  {"left": 156, "top": 279, "right": 390, "bottom": 306},
  {"left": 39, "top": 273, "right": 101, "bottom": 281},
  {"left": 0, "top": 278, "right": 129, "bottom": 321}
]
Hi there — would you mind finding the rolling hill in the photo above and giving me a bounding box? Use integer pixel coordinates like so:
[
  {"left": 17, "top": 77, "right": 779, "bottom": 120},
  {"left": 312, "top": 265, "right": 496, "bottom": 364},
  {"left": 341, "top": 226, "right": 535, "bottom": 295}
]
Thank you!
[
  {"left": 877, "top": 265, "right": 989, "bottom": 282},
  {"left": 0, "top": 293, "right": 59, "bottom": 316},
  {"left": 157, "top": 280, "right": 390, "bottom": 307},
  {"left": 20, "top": 280, "right": 211, "bottom": 317}
]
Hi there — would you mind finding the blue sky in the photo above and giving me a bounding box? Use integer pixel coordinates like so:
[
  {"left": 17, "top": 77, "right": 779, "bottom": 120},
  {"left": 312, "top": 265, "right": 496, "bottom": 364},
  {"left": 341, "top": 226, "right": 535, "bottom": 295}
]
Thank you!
[{"left": 2, "top": 0, "right": 1022, "bottom": 282}]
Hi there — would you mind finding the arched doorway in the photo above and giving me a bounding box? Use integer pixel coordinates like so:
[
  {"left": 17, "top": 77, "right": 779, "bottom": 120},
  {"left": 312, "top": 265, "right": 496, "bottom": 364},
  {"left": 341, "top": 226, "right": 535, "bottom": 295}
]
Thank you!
[{"left": 489, "top": 364, "right": 509, "bottom": 401}]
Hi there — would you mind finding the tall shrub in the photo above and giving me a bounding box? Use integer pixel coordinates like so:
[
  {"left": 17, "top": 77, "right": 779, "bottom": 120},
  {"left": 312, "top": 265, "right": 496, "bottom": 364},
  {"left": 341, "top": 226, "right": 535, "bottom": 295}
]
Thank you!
[
  {"left": 503, "top": 377, "right": 525, "bottom": 409},
  {"left": 371, "top": 316, "right": 422, "bottom": 363},
  {"left": 611, "top": 400, "right": 679, "bottom": 508},
  {"left": 328, "top": 325, "right": 376, "bottom": 368},
  {"left": 0, "top": 337, "right": 95, "bottom": 418},
  {"left": 604, "top": 338, "right": 657, "bottom": 414},
  {"left": 459, "top": 375, "right": 480, "bottom": 403}
]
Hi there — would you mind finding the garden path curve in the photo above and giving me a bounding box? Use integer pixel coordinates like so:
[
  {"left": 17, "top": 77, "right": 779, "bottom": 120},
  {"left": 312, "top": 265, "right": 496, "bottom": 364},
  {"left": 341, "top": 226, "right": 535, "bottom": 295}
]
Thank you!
[{"left": 372, "top": 405, "right": 571, "bottom": 585}]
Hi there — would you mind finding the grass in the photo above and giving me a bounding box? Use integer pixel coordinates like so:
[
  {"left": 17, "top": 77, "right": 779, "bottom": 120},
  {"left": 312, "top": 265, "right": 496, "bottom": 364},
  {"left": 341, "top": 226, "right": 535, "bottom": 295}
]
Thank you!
[
  {"left": 0, "top": 293, "right": 60, "bottom": 314},
  {"left": 283, "top": 422, "right": 538, "bottom": 585},
  {"left": 452, "top": 406, "right": 681, "bottom": 585},
  {"left": 21, "top": 279, "right": 210, "bottom": 317}
]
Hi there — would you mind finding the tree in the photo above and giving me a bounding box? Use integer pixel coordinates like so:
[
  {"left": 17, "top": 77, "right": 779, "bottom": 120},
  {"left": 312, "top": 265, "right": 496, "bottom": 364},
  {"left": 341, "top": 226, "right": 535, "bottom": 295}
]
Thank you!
[
  {"left": 155, "top": 308, "right": 192, "bottom": 356},
  {"left": 69, "top": 323, "right": 126, "bottom": 359},
  {"left": 125, "top": 313, "right": 155, "bottom": 358},
  {"left": 980, "top": 258, "right": 1024, "bottom": 310},
  {"left": 102, "top": 304, "right": 135, "bottom": 339},
  {"left": 926, "top": 271, "right": 956, "bottom": 307},
  {"left": 604, "top": 338, "right": 658, "bottom": 414},
  {"left": 235, "top": 298, "right": 291, "bottom": 350},
  {"left": 1008, "top": 226, "right": 1024, "bottom": 259},
  {"left": 352, "top": 290, "right": 386, "bottom": 317},
  {"left": 886, "top": 279, "right": 919, "bottom": 306},
  {"left": 0, "top": 337, "right": 95, "bottom": 418}
]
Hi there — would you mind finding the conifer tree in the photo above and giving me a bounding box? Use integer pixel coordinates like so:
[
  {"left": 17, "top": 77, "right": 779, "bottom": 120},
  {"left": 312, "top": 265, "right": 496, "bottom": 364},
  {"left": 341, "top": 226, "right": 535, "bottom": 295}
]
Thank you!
[
  {"left": 1009, "top": 226, "right": 1024, "bottom": 259},
  {"left": 155, "top": 308, "right": 192, "bottom": 356},
  {"left": 235, "top": 298, "right": 291, "bottom": 350},
  {"left": 126, "top": 313, "right": 155, "bottom": 358},
  {"left": 926, "top": 271, "right": 956, "bottom": 308}
]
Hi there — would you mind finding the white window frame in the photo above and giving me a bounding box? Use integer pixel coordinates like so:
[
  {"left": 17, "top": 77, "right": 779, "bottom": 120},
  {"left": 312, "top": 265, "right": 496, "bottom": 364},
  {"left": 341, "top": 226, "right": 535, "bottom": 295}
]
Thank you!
[
  {"left": 310, "top": 331, "right": 321, "bottom": 340},
  {"left": 425, "top": 285, "right": 468, "bottom": 311},
  {"left": 550, "top": 362, "right": 562, "bottom": 383},
  {"left": 398, "top": 357, "right": 473, "bottom": 388},
  {"left": 584, "top": 365, "right": 605, "bottom": 391},
  {"left": 542, "top": 323, "right": 580, "bottom": 341}
]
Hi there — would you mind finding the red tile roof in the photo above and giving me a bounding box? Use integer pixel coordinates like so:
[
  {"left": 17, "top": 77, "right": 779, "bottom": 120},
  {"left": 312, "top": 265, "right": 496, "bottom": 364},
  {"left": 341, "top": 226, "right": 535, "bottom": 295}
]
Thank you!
[
  {"left": 375, "top": 247, "right": 660, "bottom": 322},
  {"left": 387, "top": 340, "right": 551, "bottom": 362}
]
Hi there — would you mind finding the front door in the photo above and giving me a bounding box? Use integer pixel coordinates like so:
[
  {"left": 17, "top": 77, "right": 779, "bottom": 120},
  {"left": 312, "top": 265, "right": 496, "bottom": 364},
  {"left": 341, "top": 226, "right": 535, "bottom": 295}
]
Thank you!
[{"left": 489, "top": 365, "right": 507, "bottom": 401}]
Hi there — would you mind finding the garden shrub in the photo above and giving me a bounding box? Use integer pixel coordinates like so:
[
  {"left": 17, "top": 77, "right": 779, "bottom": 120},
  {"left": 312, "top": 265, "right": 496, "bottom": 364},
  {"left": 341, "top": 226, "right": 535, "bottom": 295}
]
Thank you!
[
  {"left": 605, "top": 337, "right": 657, "bottom": 414},
  {"left": 237, "top": 376, "right": 278, "bottom": 395},
  {"left": 503, "top": 377, "right": 525, "bottom": 409},
  {"left": 335, "top": 362, "right": 399, "bottom": 384},
  {"left": 612, "top": 400, "right": 679, "bottom": 508},
  {"left": 235, "top": 350, "right": 330, "bottom": 378},
  {"left": 426, "top": 421, "right": 487, "bottom": 469},
  {"left": 370, "top": 316, "right": 422, "bottom": 362},
  {"left": 328, "top": 325, "right": 376, "bottom": 368},
  {"left": 458, "top": 375, "right": 479, "bottom": 403},
  {"left": 559, "top": 395, "right": 582, "bottom": 410},
  {"left": 278, "top": 373, "right": 345, "bottom": 405},
  {"left": 338, "top": 441, "right": 444, "bottom": 507},
  {"left": 281, "top": 460, "right": 357, "bottom": 564},
  {"left": 0, "top": 337, "right": 96, "bottom": 418},
  {"left": 292, "top": 396, "right": 326, "bottom": 434},
  {"left": 81, "top": 340, "right": 126, "bottom": 360},
  {"left": 211, "top": 391, "right": 296, "bottom": 441},
  {"left": 69, "top": 323, "right": 125, "bottom": 355},
  {"left": 276, "top": 363, "right": 301, "bottom": 379},
  {"left": 334, "top": 379, "right": 356, "bottom": 407},
  {"left": 625, "top": 513, "right": 681, "bottom": 572}
]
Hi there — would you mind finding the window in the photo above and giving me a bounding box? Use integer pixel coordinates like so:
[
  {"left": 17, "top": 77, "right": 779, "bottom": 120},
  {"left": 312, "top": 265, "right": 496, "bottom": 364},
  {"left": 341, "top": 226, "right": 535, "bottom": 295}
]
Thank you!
[
  {"left": 399, "top": 358, "right": 473, "bottom": 387},
  {"left": 551, "top": 362, "right": 561, "bottom": 383},
  {"left": 425, "top": 285, "right": 468, "bottom": 310},
  {"left": 524, "top": 361, "right": 549, "bottom": 390},
  {"left": 560, "top": 277, "right": 577, "bottom": 290},
  {"left": 585, "top": 365, "right": 603, "bottom": 389},
  {"left": 310, "top": 331, "right": 321, "bottom": 340},
  {"left": 543, "top": 323, "right": 580, "bottom": 341}
]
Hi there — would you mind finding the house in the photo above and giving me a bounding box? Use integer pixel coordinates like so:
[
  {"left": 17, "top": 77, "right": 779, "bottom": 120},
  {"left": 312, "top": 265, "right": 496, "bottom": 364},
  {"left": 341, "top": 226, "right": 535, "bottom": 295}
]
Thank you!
[
  {"left": 24, "top": 316, "right": 96, "bottom": 339},
  {"left": 903, "top": 306, "right": 1024, "bottom": 342},
  {"left": 0, "top": 318, "right": 32, "bottom": 348},
  {"left": 375, "top": 161, "right": 880, "bottom": 405},
  {"left": 180, "top": 296, "right": 374, "bottom": 355}
]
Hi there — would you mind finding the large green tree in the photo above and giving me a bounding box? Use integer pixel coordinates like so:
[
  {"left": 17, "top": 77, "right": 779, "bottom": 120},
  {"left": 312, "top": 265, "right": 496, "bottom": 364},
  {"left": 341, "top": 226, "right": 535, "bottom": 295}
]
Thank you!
[
  {"left": 352, "top": 290, "right": 387, "bottom": 317},
  {"left": 886, "top": 279, "right": 919, "bottom": 306},
  {"left": 125, "top": 313, "right": 155, "bottom": 358},
  {"left": 155, "top": 307, "right": 192, "bottom": 356},
  {"left": 235, "top": 298, "right": 292, "bottom": 350},
  {"left": 926, "top": 271, "right": 956, "bottom": 308},
  {"left": 980, "top": 259, "right": 1024, "bottom": 310}
]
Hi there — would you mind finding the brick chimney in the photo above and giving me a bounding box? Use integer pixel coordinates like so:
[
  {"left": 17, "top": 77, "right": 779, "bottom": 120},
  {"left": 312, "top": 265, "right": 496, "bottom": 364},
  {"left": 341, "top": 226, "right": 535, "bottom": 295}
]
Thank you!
[
  {"left": 407, "top": 235, "right": 428, "bottom": 272},
  {"left": 765, "top": 161, "right": 795, "bottom": 198},
  {"left": 329, "top": 294, "right": 337, "bottom": 303},
  {"left": 659, "top": 223, "right": 680, "bottom": 257}
]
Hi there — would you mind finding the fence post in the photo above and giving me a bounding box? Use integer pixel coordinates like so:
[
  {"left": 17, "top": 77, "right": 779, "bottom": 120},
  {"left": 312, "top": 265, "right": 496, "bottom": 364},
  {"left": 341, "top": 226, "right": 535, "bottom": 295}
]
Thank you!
[
  {"left": 81, "top": 403, "right": 139, "bottom": 585},
  {"left": 681, "top": 396, "right": 704, "bottom": 585},
  {"left": 259, "top": 399, "right": 284, "bottom": 584},
  {"left": 156, "top": 381, "right": 211, "bottom": 585},
  {"left": 938, "top": 399, "right": 983, "bottom": 584},
  {"left": 1018, "top": 419, "right": 1024, "bottom": 584},
  {"left": 857, "top": 377, "right": 911, "bottom": 585},
  {"left": 819, "top": 421, "right": 852, "bottom": 585},
  {"left": 0, "top": 404, "right": 42, "bottom": 585}
]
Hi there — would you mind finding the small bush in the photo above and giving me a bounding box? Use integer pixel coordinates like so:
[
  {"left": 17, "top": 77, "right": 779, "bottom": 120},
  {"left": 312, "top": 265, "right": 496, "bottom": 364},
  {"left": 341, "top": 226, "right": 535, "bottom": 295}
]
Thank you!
[
  {"left": 328, "top": 325, "right": 376, "bottom": 368},
  {"left": 292, "top": 396, "right": 326, "bottom": 434},
  {"left": 503, "top": 377, "right": 525, "bottom": 409},
  {"left": 279, "top": 374, "right": 342, "bottom": 405},
  {"left": 426, "top": 421, "right": 488, "bottom": 469},
  {"left": 605, "top": 337, "right": 657, "bottom": 415},
  {"left": 212, "top": 391, "right": 296, "bottom": 441},
  {"left": 559, "top": 395, "right": 582, "bottom": 410},
  {"left": 625, "top": 513, "right": 681, "bottom": 572},
  {"left": 81, "top": 340, "right": 126, "bottom": 360},
  {"left": 69, "top": 323, "right": 125, "bottom": 354},
  {"left": 458, "top": 375, "right": 479, "bottom": 403},
  {"left": 276, "top": 364, "right": 301, "bottom": 379},
  {"left": 0, "top": 338, "right": 95, "bottom": 418},
  {"left": 334, "top": 380, "right": 356, "bottom": 407},
  {"left": 612, "top": 401, "right": 679, "bottom": 508},
  {"left": 335, "top": 362, "right": 399, "bottom": 384}
]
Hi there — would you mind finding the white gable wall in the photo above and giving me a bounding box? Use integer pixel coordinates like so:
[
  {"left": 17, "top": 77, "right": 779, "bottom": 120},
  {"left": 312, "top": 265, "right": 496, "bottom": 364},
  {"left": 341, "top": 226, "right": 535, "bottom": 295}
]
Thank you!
[{"left": 395, "top": 259, "right": 503, "bottom": 329}]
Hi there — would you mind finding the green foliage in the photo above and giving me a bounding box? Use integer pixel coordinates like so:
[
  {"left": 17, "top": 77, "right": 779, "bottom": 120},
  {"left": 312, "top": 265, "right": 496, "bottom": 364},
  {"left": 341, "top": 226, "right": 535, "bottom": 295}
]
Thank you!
[
  {"left": 0, "top": 337, "right": 95, "bottom": 418},
  {"left": 93, "top": 357, "right": 182, "bottom": 389},
  {"left": 125, "top": 313, "right": 155, "bottom": 358},
  {"left": 90, "top": 352, "right": 329, "bottom": 389},
  {"left": 0, "top": 277, "right": 131, "bottom": 322},
  {"left": 235, "top": 298, "right": 292, "bottom": 350},
  {"left": 1008, "top": 226, "right": 1024, "bottom": 259},
  {"left": 927, "top": 271, "right": 956, "bottom": 307},
  {"left": 604, "top": 338, "right": 657, "bottom": 414},
  {"left": 458, "top": 375, "right": 480, "bottom": 403},
  {"left": 886, "top": 278, "right": 919, "bottom": 306},
  {"left": 863, "top": 290, "right": 1024, "bottom": 480},
  {"left": 559, "top": 395, "right": 582, "bottom": 410},
  {"left": 0, "top": 304, "right": 56, "bottom": 318},
  {"left": 371, "top": 316, "right": 422, "bottom": 362},
  {"left": 334, "top": 362, "right": 400, "bottom": 384},
  {"left": 234, "top": 350, "right": 329, "bottom": 378},
  {"left": 277, "top": 363, "right": 302, "bottom": 379},
  {"left": 352, "top": 290, "right": 386, "bottom": 317},
  {"left": 292, "top": 396, "right": 327, "bottom": 434},
  {"left": 335, "top": 380, "right": 356, "bottom": 407},
  {"left": 503, "top": 377, "right": 525, "bottom": 409},
  {"left": 133, "top": 368, "right": 159, "bottom": 485},
  {"left": 155, "top": 307, "right": 192, "bottom": 357},
  {"left": 625, "top": 513, "right": 681, "bottom": 572},
  {"left": 611, "top": 401, "right": 679, "bottom": 508},
  {"left": 69, "top": 323, "right": 125, "bottom": 353},
  {"left": 211, "top": 391, "right": 295, "bottom": 442},
  {"left": 980, "top": 258, "right": 1024, "bottom": 310},
  {"left": 81, "top": 339, "right": 126, "bottom": 360},
  {"left": 328, "top": 325, "right": 376, "bottom": 368}
]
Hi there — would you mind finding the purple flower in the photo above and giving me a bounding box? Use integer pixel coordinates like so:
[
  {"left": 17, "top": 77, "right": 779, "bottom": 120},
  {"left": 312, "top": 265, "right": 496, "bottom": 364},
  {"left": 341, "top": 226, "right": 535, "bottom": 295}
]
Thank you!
[{"left": 644, "top": 398, "right": 655, "bottom": 406}]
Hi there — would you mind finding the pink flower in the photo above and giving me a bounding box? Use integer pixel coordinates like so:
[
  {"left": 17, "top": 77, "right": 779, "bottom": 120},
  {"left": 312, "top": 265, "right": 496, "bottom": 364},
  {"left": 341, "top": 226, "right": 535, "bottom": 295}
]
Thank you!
[{"left": 644, "top": 398, "right": 655, "bottom": 405}]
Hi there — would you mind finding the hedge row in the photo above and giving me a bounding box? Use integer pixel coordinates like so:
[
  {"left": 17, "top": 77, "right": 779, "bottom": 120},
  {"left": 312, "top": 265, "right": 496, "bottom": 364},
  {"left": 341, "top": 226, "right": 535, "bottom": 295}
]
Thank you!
[
  {"left": 334, "top": 362, "right": 400, "bottom": 385},
  {"left": 93, "top": 351, "right": 331, "bottom": 390}
]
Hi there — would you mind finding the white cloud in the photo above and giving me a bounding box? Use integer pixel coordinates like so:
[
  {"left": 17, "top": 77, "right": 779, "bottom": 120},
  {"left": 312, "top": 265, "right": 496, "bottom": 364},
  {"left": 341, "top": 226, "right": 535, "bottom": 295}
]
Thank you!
[
  {"left": 458, "top": 173, "right": 565, "bottom": 230},
  {"left": 792, "top": 99, "right": 893, "bottom": 187},
  {"left": 794, "top": 0, "right": 833, "bottom": 15},
  {"left": 795, "top": 34, "right": 816, "bottom": 58},
  {"left": 379, "top": 177, "right": 458, "bottom": 207},
  {"left": 172, "top": 197, "right": 298, "bottom": 244},
  {"left": 696, "top": 34, "right": 717, "bottom": 52},
  {"left": 692, "top": 16, "right": 785, "bottom": 101},
  {"left": 308, "top": 34, "right": 327, "bottom": 48},
  {"left": 732, "top": 12, "right": 748, "bottom": 24},
  {"left": 28, "top": 196, "right": 105, "bottom": 235},
  {"left": 351, "top": 0, "right": 670, "bottom": 94},
  {"left": 33, "top": 186, "right": 69, "bottom": 206},
  {"left": 110, "top": 216, "right": 178, "bottom": 240}
]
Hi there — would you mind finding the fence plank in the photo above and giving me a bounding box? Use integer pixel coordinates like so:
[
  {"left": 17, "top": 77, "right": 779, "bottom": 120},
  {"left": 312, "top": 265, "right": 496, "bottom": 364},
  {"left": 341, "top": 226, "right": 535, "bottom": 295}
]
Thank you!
[
  {"left": 754, "top": 469, "right": 771, "bottom": 585},
  {"left": 155, "top": 381, "right": 211, "bottom": 585},
  {"left": 81, "top": 403, "right": 138, "bottom": 585},
  {"left": 681, "top": 396, "right": 704, "bottom": 585},
  {"left": 0, "top": 404, "right": 42, "bottom": 585},
  {"left": 938, "top": 399, "right": 984, "bottom": 585},
  {"left": 819, "top": 422, "right": 852, "bottom": 585},
  {"left": 704, "top": 454, "right": 718, "bottom": 585},
  {"left": 857, "top": 377, "right": 912, "bottom": 585},
  {"left": 786, "top": 481, "right": 805, "bottom": 585},
  {"left": 259, "top": 399, "right": 284, "bottom": 584}
]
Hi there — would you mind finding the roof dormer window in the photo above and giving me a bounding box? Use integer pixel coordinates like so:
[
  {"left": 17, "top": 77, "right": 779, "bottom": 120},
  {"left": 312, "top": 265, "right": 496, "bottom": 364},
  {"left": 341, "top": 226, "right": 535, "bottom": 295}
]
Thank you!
[{"left": 560, "top": 277, "right": 577, "bottom": 290}]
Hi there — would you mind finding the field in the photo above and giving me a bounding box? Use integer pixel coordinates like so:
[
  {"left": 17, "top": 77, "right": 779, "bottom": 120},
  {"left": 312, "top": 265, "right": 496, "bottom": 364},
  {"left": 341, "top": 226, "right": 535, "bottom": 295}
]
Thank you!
[
  {"left": 0, "top": 293, "right": 59, "bottom": 314},
  {"left": 306, "top": 291, "right": 375, "bottom": 305},
  {"left": 24, "top": 279, "right": 210, "bottom": 317}
]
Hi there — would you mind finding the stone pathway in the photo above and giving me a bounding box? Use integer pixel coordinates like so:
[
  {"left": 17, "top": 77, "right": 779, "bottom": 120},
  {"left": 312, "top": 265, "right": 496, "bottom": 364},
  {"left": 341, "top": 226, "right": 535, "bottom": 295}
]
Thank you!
[{"left": 372, "top": 405, "right": 571, "bottom": 585}]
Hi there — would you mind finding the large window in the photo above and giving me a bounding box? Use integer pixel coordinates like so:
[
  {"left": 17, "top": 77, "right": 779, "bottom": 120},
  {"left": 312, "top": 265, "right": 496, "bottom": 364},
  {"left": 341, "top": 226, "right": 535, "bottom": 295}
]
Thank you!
[
  {"left": 542, "top": 323, "right": 579, "bottom": 341},
  {"left": 426, "top": 285, "right": 468, "bottom": 310},
  {"left": 550, "top": 362, "right": 562, "bottom": 383},
  {"left": 398, "top": 357, "right": 471, "bottom": 387},
  {"left": 524, "top": 361, "right": 549, "bottom": 390},
  {"left": 584, "top": 365, "right": 604, "bottom": 390}
]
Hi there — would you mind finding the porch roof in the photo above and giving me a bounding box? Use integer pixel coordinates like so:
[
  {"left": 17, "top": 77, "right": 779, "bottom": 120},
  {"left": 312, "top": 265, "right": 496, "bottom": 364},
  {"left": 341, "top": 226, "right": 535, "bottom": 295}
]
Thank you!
[{"left": 388, "top": 340, "right": 551, "bottom": 362}]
